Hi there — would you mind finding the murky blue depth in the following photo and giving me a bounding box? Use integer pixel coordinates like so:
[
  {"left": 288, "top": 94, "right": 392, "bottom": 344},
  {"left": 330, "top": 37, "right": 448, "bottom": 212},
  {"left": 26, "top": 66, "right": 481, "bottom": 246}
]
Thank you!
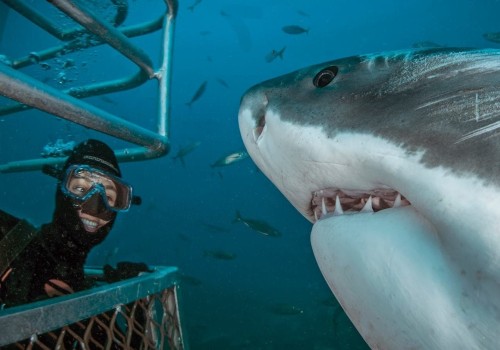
[{"left": 1, "top": 0, "right": 500, "bottom": 348}]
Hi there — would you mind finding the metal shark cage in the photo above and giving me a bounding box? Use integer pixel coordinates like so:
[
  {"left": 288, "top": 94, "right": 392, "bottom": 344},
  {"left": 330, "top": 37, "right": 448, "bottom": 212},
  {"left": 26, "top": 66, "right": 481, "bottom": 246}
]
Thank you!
[
  {"left": 0, "top": 267, "right": 185, "bottom": 349},
  {"left": 0, "top": 0, "right": 187, "bottom": 348}
]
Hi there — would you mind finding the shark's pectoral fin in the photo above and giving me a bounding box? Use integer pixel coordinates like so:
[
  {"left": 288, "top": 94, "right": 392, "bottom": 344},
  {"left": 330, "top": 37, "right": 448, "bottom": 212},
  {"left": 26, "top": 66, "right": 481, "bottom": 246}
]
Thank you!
[{"left": 311, "top": 206, "right": 475, "bottom": 350}]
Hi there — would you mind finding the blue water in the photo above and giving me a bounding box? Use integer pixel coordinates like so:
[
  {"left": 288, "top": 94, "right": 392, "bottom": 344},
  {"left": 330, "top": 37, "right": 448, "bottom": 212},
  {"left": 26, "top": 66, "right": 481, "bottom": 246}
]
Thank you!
[{"left": 1, "top": 0, "right": 500, "bottom": 348}]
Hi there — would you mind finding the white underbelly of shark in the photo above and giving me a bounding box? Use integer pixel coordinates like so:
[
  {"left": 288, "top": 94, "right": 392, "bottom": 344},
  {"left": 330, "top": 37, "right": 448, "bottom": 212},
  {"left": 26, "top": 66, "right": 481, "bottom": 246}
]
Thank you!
[{"left": 313, "top": 207, "right": 490, "bottom": 349}]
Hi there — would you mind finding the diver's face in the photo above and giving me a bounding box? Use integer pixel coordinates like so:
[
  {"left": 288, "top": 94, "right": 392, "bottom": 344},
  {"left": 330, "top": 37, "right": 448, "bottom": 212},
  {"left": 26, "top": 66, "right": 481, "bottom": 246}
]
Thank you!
[{"left": 67, "top": 172, "right": 117, "bottom": 232}]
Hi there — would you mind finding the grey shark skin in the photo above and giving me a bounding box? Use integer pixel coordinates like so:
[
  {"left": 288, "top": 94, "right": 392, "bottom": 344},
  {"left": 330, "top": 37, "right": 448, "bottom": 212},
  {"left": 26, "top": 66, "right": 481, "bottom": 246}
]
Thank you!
[{"left": 238, "top": 48, "right": 500, "bottom": 349}]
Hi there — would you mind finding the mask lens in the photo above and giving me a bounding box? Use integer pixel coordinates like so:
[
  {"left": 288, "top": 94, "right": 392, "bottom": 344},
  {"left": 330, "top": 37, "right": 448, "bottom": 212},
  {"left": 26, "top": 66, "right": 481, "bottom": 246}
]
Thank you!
[
  {"left": 62, "top": 165, "right": 132, "bottom": 211},
  {"left": 80, "top": 191, "right": 116, "bottom": 221}
]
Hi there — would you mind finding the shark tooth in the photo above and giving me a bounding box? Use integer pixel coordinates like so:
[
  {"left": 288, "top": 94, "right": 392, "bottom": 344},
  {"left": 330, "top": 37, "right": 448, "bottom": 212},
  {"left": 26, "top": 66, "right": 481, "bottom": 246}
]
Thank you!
[
  {"left": 393, "top": 193, "right": 402, "bottom": 208},
  {"left": 361, "top": 196, "right": 374, "bottom": 213},
  {"left": 334, "top": 195, "right": 344, "bottom": 215}
]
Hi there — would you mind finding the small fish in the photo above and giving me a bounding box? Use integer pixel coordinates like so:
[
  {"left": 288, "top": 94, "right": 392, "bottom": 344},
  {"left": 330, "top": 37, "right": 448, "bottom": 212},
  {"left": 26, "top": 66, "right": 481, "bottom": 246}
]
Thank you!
[
  {"left": 210, "top": 151, "right": 248, "bottom": 168},
  {"left": 297, "top": 10, "right": 310, "bottom": 17},
  {"left": 216, "top": 78, "right": 229, "bottom": 88},
  {"left": 282, "top": 25, "right": 309, "bottom": 35},
  {"left": 204, "top": 250, "right": 237, "bottom": 261},
  {"left": 265, "top": 46, "right": 286, "bottom": 63},
  {"left": 483, "top": 32, "right": 500, "bottom": 44},
  {"left": 185, "top": 81, "right": 207, "bottom": 107},
  {"left": 187, "top": 0, "right": 202, "bottom": 12},
  {"left": 172, "top": 141, "right": 201, "bottom": 167},
  {"left": 233, "top": 211, "right": 282, "bottom": 237},
  {"left": 267, "top": 303, "right": 304, "bottom": 316},
  {"left": 223, "top": 12, "right": 253, "bottom": 52}
]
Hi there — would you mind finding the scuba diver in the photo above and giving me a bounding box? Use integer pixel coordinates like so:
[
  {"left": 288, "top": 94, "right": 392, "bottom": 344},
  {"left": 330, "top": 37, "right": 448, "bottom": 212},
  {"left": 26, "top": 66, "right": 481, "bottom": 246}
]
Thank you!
[
  {"left": 0, "top": 139, "right": 150, "bottom": 349},
  {"left": 0, "top": 139, "right": 140, "bottom": 307}
]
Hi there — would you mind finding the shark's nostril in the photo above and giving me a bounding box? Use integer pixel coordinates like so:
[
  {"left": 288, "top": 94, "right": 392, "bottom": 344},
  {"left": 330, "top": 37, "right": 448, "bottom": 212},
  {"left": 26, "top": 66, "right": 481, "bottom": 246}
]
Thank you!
[
  {"left": 253, "top": 114, "right": 266, "bottom": 141},
  {"left": 257, "top": 114, "right": 266, "bottom": 129}
]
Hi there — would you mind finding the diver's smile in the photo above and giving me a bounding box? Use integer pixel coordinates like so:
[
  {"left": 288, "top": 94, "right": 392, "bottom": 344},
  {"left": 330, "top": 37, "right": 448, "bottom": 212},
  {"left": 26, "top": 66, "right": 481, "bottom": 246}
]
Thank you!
[{"left": 78, "top": 212, "right": 110, "bottom": 233}]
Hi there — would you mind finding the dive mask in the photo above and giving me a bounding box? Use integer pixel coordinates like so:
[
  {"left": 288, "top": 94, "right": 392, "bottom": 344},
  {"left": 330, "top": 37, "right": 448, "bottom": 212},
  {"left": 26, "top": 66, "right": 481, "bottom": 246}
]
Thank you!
[{"left": 61, "top": 165, "right": 133, "bottom": 215}]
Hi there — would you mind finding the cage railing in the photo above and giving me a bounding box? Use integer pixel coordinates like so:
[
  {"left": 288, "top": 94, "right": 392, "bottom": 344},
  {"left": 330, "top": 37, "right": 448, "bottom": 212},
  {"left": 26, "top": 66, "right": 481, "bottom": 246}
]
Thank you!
[
  {"left": 0, "top": 0, "right": 178, "bottom": 173},
  {"left": 0, "top": 266, "right": 187, "bottom": 349}
]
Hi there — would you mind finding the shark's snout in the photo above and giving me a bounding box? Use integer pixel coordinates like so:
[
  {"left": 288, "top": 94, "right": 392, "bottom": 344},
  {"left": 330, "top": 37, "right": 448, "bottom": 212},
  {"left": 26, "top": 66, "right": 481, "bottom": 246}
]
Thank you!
[{"left": 239, "top": 88, "right": 269, "bottom": 143}]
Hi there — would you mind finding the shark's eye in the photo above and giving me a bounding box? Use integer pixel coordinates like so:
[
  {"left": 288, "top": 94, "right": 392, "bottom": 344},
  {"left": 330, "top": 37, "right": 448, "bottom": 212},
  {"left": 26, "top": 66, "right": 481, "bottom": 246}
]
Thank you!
[{"left": 313, "top": 66, "right": 338, "bottom": 88}]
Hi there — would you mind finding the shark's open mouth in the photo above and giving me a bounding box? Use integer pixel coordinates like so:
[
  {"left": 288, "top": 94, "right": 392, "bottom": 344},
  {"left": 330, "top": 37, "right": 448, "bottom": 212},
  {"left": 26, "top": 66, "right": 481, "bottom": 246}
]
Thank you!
[{"left": 311, "top": 188, "right": 411, "bottom": 221}]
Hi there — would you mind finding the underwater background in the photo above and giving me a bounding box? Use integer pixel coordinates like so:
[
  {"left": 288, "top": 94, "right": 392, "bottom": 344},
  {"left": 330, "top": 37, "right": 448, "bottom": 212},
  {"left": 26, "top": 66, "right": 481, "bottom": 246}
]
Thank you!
[{"left": 1, "top": 0, "right": 500, "bottom": 348}]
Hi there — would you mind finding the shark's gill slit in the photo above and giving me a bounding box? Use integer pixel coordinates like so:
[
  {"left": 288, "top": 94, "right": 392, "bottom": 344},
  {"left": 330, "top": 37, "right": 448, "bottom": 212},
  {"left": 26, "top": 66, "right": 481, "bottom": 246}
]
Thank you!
[{"left": 311, "top": 188, "right": 411, "bottom": 221}]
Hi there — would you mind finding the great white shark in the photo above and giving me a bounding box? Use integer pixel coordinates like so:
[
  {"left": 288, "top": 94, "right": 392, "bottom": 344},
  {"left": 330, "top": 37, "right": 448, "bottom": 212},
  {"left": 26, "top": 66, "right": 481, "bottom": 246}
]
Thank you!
[{"left": 238, "top": 48, "right": 500, "bottom": 349}]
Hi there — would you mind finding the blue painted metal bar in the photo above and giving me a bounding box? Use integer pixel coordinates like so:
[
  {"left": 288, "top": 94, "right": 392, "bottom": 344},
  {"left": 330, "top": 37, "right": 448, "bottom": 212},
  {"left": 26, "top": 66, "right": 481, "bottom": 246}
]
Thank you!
[
  {"left": 158, "top": 0, "right": 178, "bottom": 138},
  {"left": 0, "top": 63, "right": 168, "bottom": 157}
]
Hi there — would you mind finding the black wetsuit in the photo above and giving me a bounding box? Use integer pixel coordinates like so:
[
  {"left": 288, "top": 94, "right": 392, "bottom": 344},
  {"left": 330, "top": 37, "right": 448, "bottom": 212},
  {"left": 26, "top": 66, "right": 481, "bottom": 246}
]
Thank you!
[
  {"left": 0, "top": 211, "right": 147, "bottom": 350},
  {"left": 0, "top": 219, "right": 89, "bottom": 307},
  {"left": 0, "top": 207, "right": 118, "bottom": 350},
  {"left": 0, "top": 186, "right": 113, "bottom": 308}
]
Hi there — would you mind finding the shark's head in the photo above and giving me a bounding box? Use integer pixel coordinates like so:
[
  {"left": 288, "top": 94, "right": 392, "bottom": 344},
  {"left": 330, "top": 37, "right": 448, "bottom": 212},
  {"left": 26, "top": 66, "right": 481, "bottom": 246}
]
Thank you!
[{"left": 239, "top": 48, "right": 500, "bottom": 349}]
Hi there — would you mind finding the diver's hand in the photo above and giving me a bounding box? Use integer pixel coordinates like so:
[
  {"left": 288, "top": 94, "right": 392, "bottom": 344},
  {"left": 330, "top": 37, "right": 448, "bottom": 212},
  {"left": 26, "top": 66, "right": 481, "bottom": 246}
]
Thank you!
[{"left": 103, "top": 262, "right": 152, "bottom": 283}]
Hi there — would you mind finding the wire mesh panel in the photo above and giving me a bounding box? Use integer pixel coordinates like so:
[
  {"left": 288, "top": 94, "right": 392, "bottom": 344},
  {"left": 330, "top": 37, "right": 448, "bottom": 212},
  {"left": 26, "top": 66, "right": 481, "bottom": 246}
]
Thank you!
[{"left": 0, "top": 267, "right": 186, "bottom": 350}]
